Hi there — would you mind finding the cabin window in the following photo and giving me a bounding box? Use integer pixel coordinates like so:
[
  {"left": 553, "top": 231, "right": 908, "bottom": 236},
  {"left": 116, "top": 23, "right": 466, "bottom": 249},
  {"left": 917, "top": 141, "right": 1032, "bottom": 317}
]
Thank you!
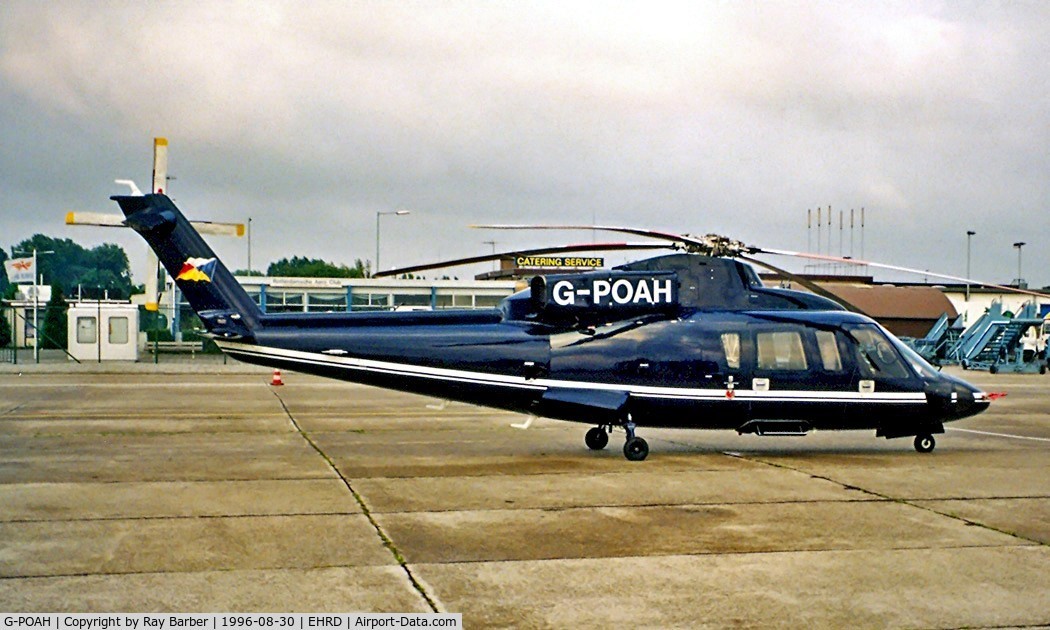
[
  {"left": 720, "top": 333, "right": 740, "bottom": 369},
  {"left": 815, "top": 330, "right": 842, "bottom": 371},
  {"left": 77, "top": 317, "right": 97, "bottom": 344},
  {"left": 756, "top": 331, "right": 808, "bottom": 371}
]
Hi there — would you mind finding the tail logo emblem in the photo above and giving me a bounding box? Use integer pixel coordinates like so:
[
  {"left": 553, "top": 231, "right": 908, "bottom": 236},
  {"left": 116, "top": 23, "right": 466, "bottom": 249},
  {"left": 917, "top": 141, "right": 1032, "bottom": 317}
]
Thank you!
[{"left": 177, "top": 257, "right": 217, "bottom": 282}]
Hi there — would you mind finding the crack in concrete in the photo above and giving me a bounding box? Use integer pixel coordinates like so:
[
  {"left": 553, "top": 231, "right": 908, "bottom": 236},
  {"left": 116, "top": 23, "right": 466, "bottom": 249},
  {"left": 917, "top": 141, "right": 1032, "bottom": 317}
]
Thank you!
[
  {"left": 271, "top": 390, "right": 440, "bottom": 612},
  {"left": 723, "top": 451, "right": 1049, "bottom": 548}
]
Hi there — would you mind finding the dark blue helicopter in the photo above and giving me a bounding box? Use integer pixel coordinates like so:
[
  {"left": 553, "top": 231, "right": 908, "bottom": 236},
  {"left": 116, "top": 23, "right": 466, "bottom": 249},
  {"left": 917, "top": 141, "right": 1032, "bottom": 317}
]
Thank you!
[{"left": 112, "top": 193, "right": 994, "bottom": 460}]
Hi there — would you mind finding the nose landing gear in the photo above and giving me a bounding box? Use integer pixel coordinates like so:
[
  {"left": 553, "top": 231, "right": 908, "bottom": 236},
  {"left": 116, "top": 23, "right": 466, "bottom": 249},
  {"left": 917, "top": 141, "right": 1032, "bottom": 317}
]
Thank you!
[
  {"left": 622, "top": 417, "right": 649, "bottom": 461},
  {"left": 623, "top": 435, "right": 649, "bottom": 461},
  {"left": 914, "top": 433, "right": 936, "bottom": 453}
]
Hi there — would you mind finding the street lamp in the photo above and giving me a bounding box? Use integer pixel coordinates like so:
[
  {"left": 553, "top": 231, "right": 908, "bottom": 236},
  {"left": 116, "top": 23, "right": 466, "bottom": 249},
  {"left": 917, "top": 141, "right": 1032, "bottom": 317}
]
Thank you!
[
  {"left": 483, "top": 240, "right": 498, "bottom": 272},
  {"left": 1013, "top": 241, "right": 1026, "bottom": 288},
  {"left": 965, "top": 230, "right": 975, "bottom": 301},
  {"left": 375, "top": 210, "right": 411, "bottom": 276}
]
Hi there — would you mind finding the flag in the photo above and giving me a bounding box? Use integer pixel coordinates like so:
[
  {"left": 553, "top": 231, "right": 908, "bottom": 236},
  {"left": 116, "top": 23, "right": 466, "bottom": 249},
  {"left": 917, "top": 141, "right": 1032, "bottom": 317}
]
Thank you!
[
  {"left": 176, "top": 257, "right": 217, "bottom": 282},
  {"left": 4, "top": 257, "right": 35, "bottom": 284}
]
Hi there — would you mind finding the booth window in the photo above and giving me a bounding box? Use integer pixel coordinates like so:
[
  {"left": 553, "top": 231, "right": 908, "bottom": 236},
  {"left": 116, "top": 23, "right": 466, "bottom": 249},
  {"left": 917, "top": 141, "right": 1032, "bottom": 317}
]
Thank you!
[
  {"left": 77, "top": 317, "right": 97, "bottom": 344},
  {"left": 109, "top": 317, "right": 129, "bottom": 344}
]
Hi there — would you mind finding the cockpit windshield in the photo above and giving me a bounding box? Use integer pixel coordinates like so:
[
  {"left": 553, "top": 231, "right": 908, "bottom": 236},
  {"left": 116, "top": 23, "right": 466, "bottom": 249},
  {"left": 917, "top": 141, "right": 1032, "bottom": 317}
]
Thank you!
[
  {"left": 883, "top": 326, "right": 942, "bottom": 380},
  {"left": 843, "top": 323, "right": 912, "bottom": 380}
]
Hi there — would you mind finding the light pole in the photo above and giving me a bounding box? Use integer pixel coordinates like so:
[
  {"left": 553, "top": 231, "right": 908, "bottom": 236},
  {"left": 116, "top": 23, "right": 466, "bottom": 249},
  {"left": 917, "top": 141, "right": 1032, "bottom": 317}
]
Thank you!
[
  {"left": 247, "top": 217, "right": 252, "bottom": 276},
  {"left": 375, "top": 210, "right": 410, "bottom": 276},
  {"left": 1013, "top": 241, "right": 1026, "bottom": 288},
  {"left": 483, "top": 240, "right": 498, "bottom": 272},
  {"left": 965, "top": 230, "right": 975, "bottom": 301}
]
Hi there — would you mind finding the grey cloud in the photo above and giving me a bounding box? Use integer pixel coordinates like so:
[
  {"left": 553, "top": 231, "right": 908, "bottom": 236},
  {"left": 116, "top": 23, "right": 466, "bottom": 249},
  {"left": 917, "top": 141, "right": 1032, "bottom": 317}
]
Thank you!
[{"left": 1, "top": 1, "right": 1047, "bottom": 286}]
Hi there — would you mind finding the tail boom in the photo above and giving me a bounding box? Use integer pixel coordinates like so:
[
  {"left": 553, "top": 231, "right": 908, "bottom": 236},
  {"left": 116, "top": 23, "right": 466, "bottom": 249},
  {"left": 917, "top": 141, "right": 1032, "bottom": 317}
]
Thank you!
[{"left": 112, "top": 194, "right": 260, "bottom": 339}]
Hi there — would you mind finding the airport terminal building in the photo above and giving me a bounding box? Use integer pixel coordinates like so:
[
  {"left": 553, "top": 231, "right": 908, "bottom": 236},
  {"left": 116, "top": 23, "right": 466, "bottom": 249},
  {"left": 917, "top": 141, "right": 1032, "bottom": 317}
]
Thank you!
[{"left": 233, "top": 276, "right": 520, "bottom": 313}]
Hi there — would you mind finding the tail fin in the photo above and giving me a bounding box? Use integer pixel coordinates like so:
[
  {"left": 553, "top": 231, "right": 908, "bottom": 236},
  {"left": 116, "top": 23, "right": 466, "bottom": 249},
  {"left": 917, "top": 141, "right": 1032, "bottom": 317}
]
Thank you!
[{"left": 111, "top": 193, "right": 260, "bottom": 340}]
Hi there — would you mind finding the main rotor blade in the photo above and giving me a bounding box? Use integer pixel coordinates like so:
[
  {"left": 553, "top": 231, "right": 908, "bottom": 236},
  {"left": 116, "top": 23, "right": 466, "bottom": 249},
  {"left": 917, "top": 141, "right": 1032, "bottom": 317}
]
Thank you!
[
  {"left": 373, "top": 242, "right": 666, "bottom": 278},
  {"left": 759, "top": 248, "right": 1049, "bottom": 299},
  {"left": 737, "top": 254, "right": 868, "bottom": 315},
  {"left": 472, "top": 224, "right": 758, "bottom": 257},
  {"left": 471, "top": 224, "right": 693, "bottom": 243}
]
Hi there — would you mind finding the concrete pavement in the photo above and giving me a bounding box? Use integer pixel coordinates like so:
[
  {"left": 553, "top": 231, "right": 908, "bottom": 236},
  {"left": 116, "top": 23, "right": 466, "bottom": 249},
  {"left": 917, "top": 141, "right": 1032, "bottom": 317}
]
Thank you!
[{"left": 0, "top": 365, "right": 1047, "bottom": 627}]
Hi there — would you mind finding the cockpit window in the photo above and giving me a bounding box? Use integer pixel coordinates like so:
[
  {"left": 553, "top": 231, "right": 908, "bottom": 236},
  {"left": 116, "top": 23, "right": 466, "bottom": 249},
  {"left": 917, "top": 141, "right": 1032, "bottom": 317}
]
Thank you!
[{"left": 847, "top": 324, "right": 910, "bottom": 379}]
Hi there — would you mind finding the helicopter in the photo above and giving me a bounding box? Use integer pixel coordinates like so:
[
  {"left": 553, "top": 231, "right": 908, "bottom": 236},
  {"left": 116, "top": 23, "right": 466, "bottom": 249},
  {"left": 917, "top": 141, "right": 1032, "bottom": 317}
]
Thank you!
[{"left": 112, "top": 193, "right": 999, "bottom": 460}]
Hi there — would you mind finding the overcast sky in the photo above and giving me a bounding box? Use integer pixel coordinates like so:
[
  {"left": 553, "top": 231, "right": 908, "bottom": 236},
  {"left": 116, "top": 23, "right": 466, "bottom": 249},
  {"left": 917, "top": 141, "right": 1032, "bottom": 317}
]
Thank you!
[{"left": 2, "top": 1, "right": 1048, "bottom": 288}]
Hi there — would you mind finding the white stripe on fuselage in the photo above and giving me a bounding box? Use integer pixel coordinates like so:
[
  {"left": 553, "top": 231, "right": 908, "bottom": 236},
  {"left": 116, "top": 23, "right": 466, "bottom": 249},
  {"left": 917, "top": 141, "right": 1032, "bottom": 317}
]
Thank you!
[{"left": 214, "top": 340, "right": 928, "bottom": 404}]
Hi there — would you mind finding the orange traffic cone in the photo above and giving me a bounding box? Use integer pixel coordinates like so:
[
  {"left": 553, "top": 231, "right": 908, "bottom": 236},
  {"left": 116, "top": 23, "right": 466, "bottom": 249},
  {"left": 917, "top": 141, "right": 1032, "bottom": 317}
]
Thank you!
[{"left": 271, "top": 369, "right": 284, "bottom": 386}]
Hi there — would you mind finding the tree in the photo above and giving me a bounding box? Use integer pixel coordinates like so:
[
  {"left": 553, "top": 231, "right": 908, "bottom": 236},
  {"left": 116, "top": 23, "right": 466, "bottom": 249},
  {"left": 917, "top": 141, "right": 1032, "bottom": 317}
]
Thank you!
[
  {"left": 0, "top": 247, "right": 8, "bottom": 295},
  {"left": 0, "top": 308, "right": 10, "bottom": 347},
  {"left": 266, "top": 256, "right": 370, "bottom": 278},
  {"left": 41, "top": 283, "right": 68, "bottom": 350},
  {"left": 9, "top": 236, "right": 133, "bottom": 299},
  {"left": 1, "top": 250, "right": 14, "bottom": 347}
]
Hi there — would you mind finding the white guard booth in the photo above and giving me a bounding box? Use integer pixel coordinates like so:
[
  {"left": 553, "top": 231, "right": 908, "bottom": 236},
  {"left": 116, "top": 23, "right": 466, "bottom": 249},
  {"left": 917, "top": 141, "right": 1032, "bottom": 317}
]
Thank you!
[{"left": 67, "top": 302, "right": 140, "bottom": 362}]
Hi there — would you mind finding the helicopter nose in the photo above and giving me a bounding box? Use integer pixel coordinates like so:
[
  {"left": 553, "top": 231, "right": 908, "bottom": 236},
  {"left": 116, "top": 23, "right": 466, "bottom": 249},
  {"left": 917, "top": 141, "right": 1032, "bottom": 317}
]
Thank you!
[
  {"left": 925, "top": 378, "right": 990, "bottom": 421},
  {"left": 946, "top": 381, "right": 991, "bottom": 420}
]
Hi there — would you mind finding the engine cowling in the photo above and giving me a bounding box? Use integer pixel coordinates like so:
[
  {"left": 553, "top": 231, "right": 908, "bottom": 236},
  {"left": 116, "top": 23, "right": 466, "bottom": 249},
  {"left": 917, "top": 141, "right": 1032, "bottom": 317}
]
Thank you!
[{"left": 530, "top": 271, "right": 679, "bottom": 324}]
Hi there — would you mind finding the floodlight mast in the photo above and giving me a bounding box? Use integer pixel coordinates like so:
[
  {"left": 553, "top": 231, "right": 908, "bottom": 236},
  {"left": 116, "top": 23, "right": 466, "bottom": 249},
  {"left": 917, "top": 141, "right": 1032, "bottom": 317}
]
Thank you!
[
  {"left": 966, "top": 230, "right": 975, "bottom": 303},
  {"left": 1013, "top": 241, "right": 1026, "bottom": 289},
  {"left": 375, "top": 210, "right": 411, "bottom": 275}
]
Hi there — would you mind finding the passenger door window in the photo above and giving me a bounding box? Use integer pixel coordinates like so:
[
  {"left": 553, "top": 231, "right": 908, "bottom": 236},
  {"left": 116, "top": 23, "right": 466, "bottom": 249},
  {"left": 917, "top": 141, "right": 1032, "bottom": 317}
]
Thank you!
[{"left": 815, "top": 330, "right": 843, "bottom": 372}]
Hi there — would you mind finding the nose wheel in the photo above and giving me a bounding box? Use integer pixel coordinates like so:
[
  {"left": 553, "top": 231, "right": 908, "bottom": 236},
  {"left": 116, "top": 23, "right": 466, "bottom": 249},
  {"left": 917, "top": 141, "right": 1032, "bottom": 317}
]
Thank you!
[
  {"left": 914, "top": 433, "right": 936, "bottom": 453},
  {"left": 621, "top": 418, "right": 649, "bottom": 461},
  {"left": 624, "top": 436, "right": 649, "bottom": 461}
]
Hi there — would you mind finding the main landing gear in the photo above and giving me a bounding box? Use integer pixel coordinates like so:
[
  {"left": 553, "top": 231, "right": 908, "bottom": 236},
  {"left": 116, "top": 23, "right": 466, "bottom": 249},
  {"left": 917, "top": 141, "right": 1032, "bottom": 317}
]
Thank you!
[
  {"left": 584, "top": 418, "right": 649, "bottom": 461},
  {"left": 914, "top": 433, "right": 936, "bottom": 453}
]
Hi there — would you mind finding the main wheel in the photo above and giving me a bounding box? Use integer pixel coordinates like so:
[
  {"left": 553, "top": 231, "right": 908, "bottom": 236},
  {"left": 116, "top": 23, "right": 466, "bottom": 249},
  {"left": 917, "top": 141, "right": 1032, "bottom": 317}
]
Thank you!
[
  {"left": 914, "top": 434, "right": 936, "bottom": 453},
  {"left": 585, "top": 426, "right": 609, "bottom": 450},
  {"left": 623, "top": 436, "right": 649, "bottom": 461}
]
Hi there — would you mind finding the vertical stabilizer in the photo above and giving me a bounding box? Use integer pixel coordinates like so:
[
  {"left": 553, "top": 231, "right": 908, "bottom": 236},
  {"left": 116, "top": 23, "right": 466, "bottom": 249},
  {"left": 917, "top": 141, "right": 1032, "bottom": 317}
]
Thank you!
[{"left": 111, "top": 193, "right": 260, "bottom": 339}]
